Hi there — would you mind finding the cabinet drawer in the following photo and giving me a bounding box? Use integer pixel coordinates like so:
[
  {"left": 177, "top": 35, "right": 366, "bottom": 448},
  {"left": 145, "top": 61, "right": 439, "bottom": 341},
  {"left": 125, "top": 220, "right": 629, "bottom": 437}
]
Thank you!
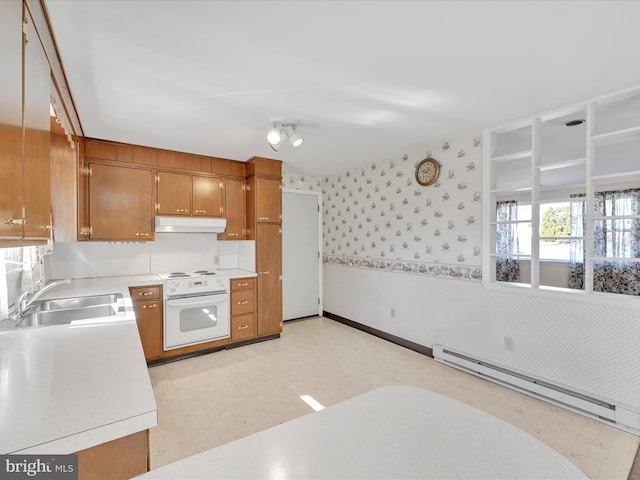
[
  {"left": 231, "top": 277, "right": 254, "bottom": 291},
  {"left": 129, "top": 285, "right": 162, "bottom": 301},
  {"left": 231, "top": 314, "right": 255, "bottom": 342},
  {"left": 231, "top": 289, "right": 254, "bottom": 316}
]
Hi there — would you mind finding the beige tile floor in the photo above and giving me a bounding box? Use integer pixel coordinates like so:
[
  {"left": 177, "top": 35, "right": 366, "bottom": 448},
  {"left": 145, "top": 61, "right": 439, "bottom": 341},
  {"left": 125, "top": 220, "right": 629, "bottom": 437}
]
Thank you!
[{"left": 148, "top": 317, "right": 639, "bottom": 479}]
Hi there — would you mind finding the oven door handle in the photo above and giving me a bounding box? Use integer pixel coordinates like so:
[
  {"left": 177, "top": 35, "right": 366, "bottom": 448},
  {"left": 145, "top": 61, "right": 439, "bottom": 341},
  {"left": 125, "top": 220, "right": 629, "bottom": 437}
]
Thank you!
[{"left": 165, "top": 295, "right": 227, "bottom": 308}]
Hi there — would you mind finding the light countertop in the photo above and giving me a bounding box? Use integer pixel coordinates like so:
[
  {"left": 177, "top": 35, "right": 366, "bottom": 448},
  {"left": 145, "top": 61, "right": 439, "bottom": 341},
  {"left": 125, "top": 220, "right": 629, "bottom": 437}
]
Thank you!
[
  {"left": 217, "top": 268, "right": 256, "bottom": 279},
  {"left": 136, "top": 386, "right": 587, "bottom": 479},
  {"left": 0, "top": 276, "right": 159, "bottom": 454}
]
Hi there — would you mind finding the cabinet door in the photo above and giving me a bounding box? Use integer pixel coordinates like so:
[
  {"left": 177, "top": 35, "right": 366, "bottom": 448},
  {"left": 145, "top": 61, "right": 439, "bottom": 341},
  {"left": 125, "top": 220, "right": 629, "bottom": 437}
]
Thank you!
[
  {"left": 157, "top": 171, "right": 191, "bottom": 215},
  {"left": 23, "top": 8, "right": 51, "bottom": 239},
  {"left": 89, "top": 163, "right": 154, "bottom": 240},
  {"left": 192, "top": 175, "right": 223, "bottom": 217},
  {"left": 256, "top": 178, "right": 282, "bottom": 223},
  {"left": 132, "top": 299, "right": 163, "bottom": 361},
  {"left": 256, "top": 223, "right": 282, "bottom": 336},
  {"left": 0, "top": 0, "right": 25, "bottom": 238},
  {"left": 220, "top": 178, "right": 245, "bottom": 239}
]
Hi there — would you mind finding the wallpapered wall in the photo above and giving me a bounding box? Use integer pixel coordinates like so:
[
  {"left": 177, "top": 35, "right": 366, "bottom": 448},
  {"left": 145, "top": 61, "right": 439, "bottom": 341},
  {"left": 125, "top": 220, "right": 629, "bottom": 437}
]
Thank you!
[{"left": 283, "top": 134, "right": 483, "bottom": 281}]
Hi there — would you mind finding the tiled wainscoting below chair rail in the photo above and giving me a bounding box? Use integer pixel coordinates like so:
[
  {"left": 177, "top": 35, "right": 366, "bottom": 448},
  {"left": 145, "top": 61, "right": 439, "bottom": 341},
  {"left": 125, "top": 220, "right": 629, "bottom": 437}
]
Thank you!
[{"left": 147, "top": 317, "right": 639, "bottom": 479}]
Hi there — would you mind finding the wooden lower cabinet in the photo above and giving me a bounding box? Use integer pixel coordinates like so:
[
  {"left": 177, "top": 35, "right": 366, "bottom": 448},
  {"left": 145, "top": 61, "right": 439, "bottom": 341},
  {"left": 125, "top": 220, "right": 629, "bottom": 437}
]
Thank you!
[
  {"left": 256, "top": 224, "right": 282, "bottom": 337},
  {"left": 75, "top": 430, "right": 148, "bottom": 480},
  {"left": 129, "top": 285, "right": 163, "bottom": 361},
  {"left": 230, "top": 277, "right": 256, "bottom": 342}
]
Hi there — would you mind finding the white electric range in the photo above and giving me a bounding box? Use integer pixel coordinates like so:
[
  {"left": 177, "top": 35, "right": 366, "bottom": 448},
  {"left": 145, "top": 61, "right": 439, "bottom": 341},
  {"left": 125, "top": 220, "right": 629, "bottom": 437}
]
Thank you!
[{"left": 158, "top": 271, "right": 230, "bottom": 350}]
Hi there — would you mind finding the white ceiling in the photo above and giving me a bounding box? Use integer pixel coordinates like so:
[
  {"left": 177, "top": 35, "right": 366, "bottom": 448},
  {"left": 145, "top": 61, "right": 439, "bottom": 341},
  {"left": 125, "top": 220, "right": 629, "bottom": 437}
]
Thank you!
[{"left": 44, "top": 0, "right": 640, "bottom": 177}]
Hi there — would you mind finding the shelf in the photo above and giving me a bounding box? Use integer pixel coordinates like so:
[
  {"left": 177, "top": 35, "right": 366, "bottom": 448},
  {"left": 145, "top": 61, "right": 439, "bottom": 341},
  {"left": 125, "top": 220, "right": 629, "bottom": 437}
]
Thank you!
[
  {"left": 490, "top": 150, "right": 532, "bottom": 162},
  {"left": 490, "top": 187, "right": 532, "bottom": 195},
  {"left": 537, "top": 157, "right": 586, "bottom": 171},
  {"left": 485, "top": 84, "right": 640, "bottom": 297},
  {"left": 592, "top": 88, "right": 640, "bottom": 136},
  {"left": 590, "top": 170, "right": 640, "bottom": 185},
  {"left": 591, "top": 125, "right": 640, "bottom": 143}
]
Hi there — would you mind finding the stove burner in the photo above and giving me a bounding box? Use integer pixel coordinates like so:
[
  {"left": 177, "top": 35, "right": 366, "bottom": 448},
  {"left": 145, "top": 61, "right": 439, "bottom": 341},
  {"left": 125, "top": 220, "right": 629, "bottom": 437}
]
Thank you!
[
  {"left": 193, "top": 270, "right": 216, "bottom": 275},
  {"left": 168, "top": 272, "right": 189, "bottom": 278}
]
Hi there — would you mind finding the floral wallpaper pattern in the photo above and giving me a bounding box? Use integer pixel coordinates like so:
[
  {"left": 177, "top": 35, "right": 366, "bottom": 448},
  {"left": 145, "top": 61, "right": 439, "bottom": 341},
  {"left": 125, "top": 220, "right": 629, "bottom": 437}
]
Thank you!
[{"left": 283, "top": 134, "right": 483, "bottom": 281}]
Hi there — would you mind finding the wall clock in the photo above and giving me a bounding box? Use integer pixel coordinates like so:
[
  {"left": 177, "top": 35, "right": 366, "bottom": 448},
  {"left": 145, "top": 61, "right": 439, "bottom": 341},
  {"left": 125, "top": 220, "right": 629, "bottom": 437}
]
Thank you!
[{"left": 415, "top": 157, "right": 440, "bottom": 186}]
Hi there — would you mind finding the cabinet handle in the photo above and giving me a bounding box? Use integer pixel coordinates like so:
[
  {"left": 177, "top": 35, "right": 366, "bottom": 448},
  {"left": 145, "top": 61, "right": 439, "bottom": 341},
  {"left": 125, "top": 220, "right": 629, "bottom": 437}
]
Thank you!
[
  {"left": 259, "top": 271, "right": 270, "bottom": 275},
  {"left": 228, "top": 233, "right": 239, "bottom": 237},
  {"left": 238, "top": 282, "right": 249, "bottom": 287},
  {"left": 238, "top": 325, "right": 249, "bottom": 330},
  {"left": 6, "top": 217, "right": 26, "bottom": 226},
  {"left": 142, "top": 303, "right": 158, "bottom": 309},
  {"left": 135, "top": 232, "right": 150, "bottom": 237},
  {"left": 139, "top": 291, "right": 154, "bottom": 296},
  {"left": 237, "top": 300, "right": 249, "bottom": 305},
  {"left": 176, "top": 209, "right": 189, "bottom": 213},
  {"left": 258, "top": 216, "right": 270, "bottom": 221}
]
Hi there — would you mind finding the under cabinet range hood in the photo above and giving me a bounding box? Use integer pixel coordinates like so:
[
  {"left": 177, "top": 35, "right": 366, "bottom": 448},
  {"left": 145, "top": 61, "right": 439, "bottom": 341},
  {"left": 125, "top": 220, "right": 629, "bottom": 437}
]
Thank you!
[{"left": 155, "top": 216, "right": 227, "bottom": 233}]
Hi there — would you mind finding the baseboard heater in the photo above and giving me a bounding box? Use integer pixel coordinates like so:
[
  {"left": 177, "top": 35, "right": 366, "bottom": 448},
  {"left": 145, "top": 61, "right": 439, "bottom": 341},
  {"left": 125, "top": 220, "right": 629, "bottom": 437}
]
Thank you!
[{"left": 433, "top": 344, "right": 640, "bottom": 435}]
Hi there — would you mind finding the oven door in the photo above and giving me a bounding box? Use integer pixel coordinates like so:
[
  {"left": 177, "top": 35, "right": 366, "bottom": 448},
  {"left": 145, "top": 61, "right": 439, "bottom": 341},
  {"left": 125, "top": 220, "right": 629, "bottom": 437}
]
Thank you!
[{"left": 164, "top": 293, "right": 230, "bottom": 350}]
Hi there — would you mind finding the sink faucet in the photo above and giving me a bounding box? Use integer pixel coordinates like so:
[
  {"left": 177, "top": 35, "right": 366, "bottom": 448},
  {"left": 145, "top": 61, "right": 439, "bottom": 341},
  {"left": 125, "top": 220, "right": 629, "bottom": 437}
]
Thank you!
[{"left": 15, "top": 279, "right": 72, "bottom": 317}]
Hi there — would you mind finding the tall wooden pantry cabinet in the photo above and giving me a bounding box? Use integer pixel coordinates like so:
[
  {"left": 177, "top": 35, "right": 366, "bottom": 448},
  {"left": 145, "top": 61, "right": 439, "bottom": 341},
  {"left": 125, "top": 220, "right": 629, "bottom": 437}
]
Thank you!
[{"left": 245, "top": 157, "right": 283, "bottom": 337}]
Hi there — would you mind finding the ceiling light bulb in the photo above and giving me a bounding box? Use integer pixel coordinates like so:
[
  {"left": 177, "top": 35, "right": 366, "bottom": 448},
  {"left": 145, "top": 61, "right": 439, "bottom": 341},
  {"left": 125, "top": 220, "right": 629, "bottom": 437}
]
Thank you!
[
  {"left": 285, "top": 125, "right": 304, "bottom": 148},
  {"left": 267, "top": 127, "right": 281, "bottom": 145},
  {"left": 290, "top": 133, "right": 304, "bottom": 148}
]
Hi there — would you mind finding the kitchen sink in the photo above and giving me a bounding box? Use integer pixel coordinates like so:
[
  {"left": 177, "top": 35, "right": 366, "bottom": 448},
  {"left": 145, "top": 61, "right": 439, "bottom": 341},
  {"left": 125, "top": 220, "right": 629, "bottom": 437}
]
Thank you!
[
  {"left": 15, "top": 293, "right": 125, "bottom": 328},
  {"left": 35, "top": 294, "right": 122, "bottom": 312}
]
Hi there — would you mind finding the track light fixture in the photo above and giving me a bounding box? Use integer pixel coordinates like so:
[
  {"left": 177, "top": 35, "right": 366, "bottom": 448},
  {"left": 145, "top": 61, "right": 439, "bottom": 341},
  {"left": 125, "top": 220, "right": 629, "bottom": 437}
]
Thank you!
[{"left": 267, "top": 122, "right": 304, "bottom": 151}]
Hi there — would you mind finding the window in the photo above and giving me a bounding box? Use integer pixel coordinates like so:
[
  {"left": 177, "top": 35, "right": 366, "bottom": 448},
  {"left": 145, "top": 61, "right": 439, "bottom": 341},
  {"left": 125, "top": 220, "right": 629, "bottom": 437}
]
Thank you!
[
  {"left": 0, "top": 245, "right": 46, "bottom": 318},
  {"left": 484, "top": 85, "right": 640, "bottom": 297}
]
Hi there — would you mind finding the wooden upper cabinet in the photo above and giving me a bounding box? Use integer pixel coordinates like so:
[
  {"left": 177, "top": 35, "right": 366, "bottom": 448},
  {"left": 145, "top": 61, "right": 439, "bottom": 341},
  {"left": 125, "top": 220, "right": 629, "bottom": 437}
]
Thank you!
[
  {"left": 157, "top": 171, "right": 191, "bottom": 215},
  {"left": 88, "top": 163, "right": 154, "bottom": 241},
  {"left": 219, "top": 178, "right": 246, "bottom": 239},
  {"left": 23, "top": 7, "right": 51, "bottom": 239},
  {"left": 156, "top": 172, "right": 223, "bottom": 217},
  {"left": 0, "top": 0, "right": 24, "bottom": 239},
  {"left": 192, "top": 175, "right": 223, "bottom": 217},
  {"left": 0, "top": 2, "right": 51, "bottom": 242},
  {"left": 256, "top": 177, "right": 282, "bottom": 223}
]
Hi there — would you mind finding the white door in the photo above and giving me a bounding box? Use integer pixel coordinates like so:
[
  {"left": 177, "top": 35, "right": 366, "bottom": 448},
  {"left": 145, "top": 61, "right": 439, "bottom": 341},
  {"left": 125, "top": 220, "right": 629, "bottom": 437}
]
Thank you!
[{"left": 282, "top": 189, "right": 321, "bottom": 321}]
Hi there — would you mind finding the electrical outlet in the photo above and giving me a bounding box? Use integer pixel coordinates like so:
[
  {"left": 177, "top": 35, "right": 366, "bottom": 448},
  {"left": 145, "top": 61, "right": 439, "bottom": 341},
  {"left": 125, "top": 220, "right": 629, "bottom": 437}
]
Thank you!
[
  {"left": 390, "top": 308, "right": 396, "bottom": 319},
  {"left": 504, "top": 336, "right": 514, "bottom": 351}
]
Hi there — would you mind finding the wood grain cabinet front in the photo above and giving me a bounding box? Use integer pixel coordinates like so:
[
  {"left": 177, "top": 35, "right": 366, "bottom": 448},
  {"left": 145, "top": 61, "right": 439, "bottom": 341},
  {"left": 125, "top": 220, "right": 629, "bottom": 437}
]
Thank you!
[
  {"left": 156, "top": 171, "right": 223, "bottom": 217},
  {"left": 218, "top": 178, "right": 246, "bottom": 239},
  {"left": 85, "top": 163, "right": 155, "bottom": 241},
  {"left": 0, "top": 1, "right": 51, "bottom": 242},
  {"left": 129, "top": 286, "right": 163, "bottom": 362},
  {"left": 230, "top": 277, "right": 256, "bottom": 342}
]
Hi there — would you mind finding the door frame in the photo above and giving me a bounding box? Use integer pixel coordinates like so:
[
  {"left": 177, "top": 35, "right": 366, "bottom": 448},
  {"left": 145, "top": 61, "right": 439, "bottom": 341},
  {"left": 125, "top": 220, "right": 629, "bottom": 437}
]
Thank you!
[{"left": 282, "top": 188, "right": 323, "bottom": 317}]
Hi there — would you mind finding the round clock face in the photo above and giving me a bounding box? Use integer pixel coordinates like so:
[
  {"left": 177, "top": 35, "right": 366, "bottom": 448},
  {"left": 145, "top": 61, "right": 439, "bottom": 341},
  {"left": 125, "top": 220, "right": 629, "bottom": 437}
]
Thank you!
[{"left": 416, "top": 157, "right": 440, "bottom": 186}]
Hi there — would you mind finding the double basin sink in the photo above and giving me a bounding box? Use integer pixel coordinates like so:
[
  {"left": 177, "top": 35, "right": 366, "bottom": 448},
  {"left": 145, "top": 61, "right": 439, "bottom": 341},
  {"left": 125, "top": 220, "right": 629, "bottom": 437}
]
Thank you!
[{"left": 15, "top": 293, "right": 125, "bottom": 328}]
